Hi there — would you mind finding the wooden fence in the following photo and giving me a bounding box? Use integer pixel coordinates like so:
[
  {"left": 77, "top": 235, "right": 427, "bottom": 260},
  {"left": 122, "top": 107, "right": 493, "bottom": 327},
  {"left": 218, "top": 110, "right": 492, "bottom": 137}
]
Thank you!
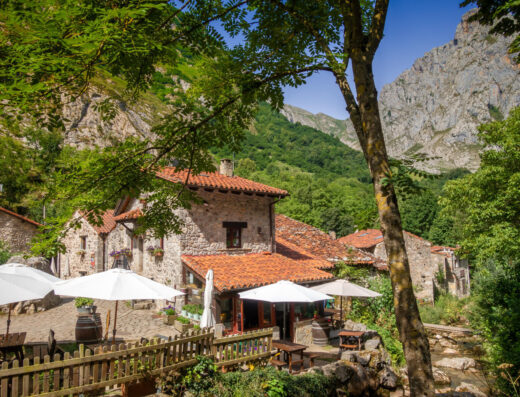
[{"left": 0, "top": 328, "right": 273, "bottom": 397}]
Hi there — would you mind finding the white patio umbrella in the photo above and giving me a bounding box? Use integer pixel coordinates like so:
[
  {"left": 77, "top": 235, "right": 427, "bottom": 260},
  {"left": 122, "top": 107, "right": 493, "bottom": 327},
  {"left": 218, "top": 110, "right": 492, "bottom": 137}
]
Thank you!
[
  {"left": 312, "top": 279, "right": 381, "bottom": 323},
  {"left": 54, "top": 268, "right": 185, "bottom": 343},
  {"left": 0, "top": 263, "right": 61, "bottom": 337},
  {"left": 239, "top": 280, "right": 332, "bottom": 339},
  {"left": 200, "top": 269, "right": 215, "bottom": 329}
]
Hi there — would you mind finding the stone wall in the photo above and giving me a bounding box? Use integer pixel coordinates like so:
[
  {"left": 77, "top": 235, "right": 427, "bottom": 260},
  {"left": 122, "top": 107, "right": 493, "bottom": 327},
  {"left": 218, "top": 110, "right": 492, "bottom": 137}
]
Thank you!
[
  {"left": 179, "top": 190, "right": 273, "bottom": 255},
  {"left": 431, "top": 252, "right": 471, "bottom": 298},
  {"left": 60, "top": 212, "right": 103, "bottom": 278},
  {"left": 293, "top": 319, "right": 313, "bottom": 346},
  {"left": 374, "top": 233, "right": 435, "bottom": 301},
  {"left": 0, "top": 211, "right": 39, "bottom": 253}
]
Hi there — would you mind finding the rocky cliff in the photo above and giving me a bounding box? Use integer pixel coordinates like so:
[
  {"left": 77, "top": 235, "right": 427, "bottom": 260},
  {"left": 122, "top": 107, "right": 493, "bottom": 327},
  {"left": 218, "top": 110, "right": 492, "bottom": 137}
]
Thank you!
[{"left": 281, "top": 9, "right": 520, "bottom": 172}]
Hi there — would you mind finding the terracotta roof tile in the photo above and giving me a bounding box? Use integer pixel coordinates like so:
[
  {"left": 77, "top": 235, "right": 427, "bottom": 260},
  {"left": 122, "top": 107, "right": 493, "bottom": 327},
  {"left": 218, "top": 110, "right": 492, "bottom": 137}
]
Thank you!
[
  {"left": 276, "top": 238, "right": 334, "bottom": 270},
  {"left": 182, "top": 252, "right": 334, "bottom": 292},
  {"left": 113, "top": 208, "right": 143, "bottom": 222},
  {"left": 157, "top": 167, "right": 288, "bottom": 197},
  {"left": 275, "top": 214, "right": 377, "bottom": 266},
  {"left": 431, "top": 245, "right": 455, "bottom": 257},
  {"left": 82, "top": 210, "right": 117, "bottom": 235},
  {"left": 337, "top": 229, "right": 384, "bottom": 249},
  {"left": 0, "top": 207, "right": 42, "bottom": 227}
]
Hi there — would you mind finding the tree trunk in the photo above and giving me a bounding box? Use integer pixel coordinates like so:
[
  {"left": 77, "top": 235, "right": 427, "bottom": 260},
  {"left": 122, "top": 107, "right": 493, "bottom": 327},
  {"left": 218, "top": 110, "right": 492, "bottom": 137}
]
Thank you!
[{"left": 335, "top": 58, "right": 435, "bottom": 396}]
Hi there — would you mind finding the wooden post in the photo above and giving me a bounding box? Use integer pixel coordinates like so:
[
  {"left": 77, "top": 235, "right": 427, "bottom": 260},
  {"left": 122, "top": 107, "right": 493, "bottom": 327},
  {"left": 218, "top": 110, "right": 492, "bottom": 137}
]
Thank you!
[
  {"left": 240, "top": 299, "right": 244, "bottom": 334},
  {"left": 112, "top": 301, "right": 118, "bottom": 345},
  {"left": 5, "top": 304, "right": 12, "bottom": 337}
]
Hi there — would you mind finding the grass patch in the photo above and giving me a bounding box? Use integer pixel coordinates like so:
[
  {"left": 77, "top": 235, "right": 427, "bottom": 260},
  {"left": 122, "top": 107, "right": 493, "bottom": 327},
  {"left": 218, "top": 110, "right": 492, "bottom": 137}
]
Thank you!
[{"left": 419, "top": 293, "right": 469, "bottom": 326}]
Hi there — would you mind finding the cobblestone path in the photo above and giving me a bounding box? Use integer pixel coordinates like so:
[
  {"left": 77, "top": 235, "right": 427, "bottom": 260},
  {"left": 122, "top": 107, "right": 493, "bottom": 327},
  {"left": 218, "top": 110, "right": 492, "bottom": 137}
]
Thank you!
[{"left": 2, "top": 299, "right": 180, "bottom": 343}]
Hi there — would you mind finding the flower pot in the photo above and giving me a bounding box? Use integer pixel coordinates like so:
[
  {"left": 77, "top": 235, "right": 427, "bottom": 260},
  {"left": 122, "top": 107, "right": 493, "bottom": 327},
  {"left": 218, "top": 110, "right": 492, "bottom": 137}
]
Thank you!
[
  {"left": 181, "top": 310, "right": 187, "bottom": 317},
  {"left": 77, "top": 305, "right": 95, "bottom": 314},
  {"left": 174, "top": 320, "right": 193, "bottom": 333},
  {"left": 163, "top": 315, "right": 177, "bottom": 325},
  {"left": 194, "top": 314, "right": 201, "bottom": 321}
]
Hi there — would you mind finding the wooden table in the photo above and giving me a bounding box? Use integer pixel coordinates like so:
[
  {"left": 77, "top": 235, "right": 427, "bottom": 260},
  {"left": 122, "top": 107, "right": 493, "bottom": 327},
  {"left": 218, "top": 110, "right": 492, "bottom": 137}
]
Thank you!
[
  {"left": 0, "top": 332, "right": 26, "bottom": 362},
  {"left": 338, "top": 330, "right": 364, "bottom": 351},
  {"left": 272, "top": 340, "right": 307, "bottom": 373}
]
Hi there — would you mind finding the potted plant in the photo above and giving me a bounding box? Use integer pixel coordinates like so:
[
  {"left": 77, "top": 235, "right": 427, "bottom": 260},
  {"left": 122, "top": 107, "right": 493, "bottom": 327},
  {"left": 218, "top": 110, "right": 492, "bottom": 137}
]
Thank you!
[
  {"left": 194, "top": 305, "right": 204, "bottom": 321},
  {"left": 76, "top": 249, "right": 86, "bottom": 256},
  {"left": 75, "top": 297, "right": 95, "bottom": 314},
  {"left": 153, "top": 247, "right": 164, "bottom": 258},
  {"left": 162, "top": 307, "right": 177, "bottom": 325},
  {"left": 174, "top": 316, "right": 193, "bottom": 333},
  {"left": 121, "top": 248, "right": 132, "bottom": 258},
  {"left": 109, "top": 250, "right": 121, "bottom": 259}
]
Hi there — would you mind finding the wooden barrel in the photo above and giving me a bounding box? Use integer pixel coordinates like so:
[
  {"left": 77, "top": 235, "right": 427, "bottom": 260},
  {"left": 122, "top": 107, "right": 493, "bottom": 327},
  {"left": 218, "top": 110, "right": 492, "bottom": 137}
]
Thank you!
[
  {"left": 75, "top": 313, "right": 102, "bottom": 344},
  {"left": 312, "top": 319, "right": 330, "bottom": 346}
]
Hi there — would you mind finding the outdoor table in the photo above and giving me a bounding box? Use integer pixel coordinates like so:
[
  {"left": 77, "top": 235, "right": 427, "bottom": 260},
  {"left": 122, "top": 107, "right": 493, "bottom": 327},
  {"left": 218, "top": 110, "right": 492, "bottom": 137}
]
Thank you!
[
  {"left": 339, "top": 330, "right": 364, "bottom": 351},
  {"left": 272, "top": 339, "right": 307, "bottom": 373},
  {"left": 0, "top": 332, "right": 26, "bottom": 362}
]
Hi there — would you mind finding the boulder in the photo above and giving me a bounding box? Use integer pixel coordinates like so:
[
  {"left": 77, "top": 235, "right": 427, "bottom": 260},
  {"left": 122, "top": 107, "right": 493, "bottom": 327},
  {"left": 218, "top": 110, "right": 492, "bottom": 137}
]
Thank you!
[
  {"left": 343, "top": 319, "right": 368, "bottom": 332},
  {"left": 378, "top": 367, "right": 398, "bottom": 390},
  {"left": 364, "top": 338, "right": 381, "bottom": 351},
  {"left": 343, "top": 362, "right": 371, "bottom": 397},
  {"left": 340, "top": 351, "right": 358, "bottom": 362},
  {"left": 455, "top": 382, "right": 487, "bottom": 397},
  {"left": 435, "top": 357, "right": 476, "bottom": 370},
  {"left": 432, "top": 366, "right": 451, "bottom": 385}
]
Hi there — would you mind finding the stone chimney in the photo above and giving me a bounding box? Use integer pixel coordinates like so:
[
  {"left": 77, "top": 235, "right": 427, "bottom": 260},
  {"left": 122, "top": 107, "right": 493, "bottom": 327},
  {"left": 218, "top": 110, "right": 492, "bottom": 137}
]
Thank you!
[{"left": 220, "top": 158, "right": 234, "bottom": 177}]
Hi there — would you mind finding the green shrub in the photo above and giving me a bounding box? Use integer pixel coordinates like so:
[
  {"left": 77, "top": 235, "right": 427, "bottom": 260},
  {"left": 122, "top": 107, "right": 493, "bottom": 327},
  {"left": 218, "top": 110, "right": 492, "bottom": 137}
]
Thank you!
[
  {"left": 164, "top": 308, "right": 176, "bottom": 316},
  {"left": 183, "top": 304, "right": 203, "bottom": 315},
  {"left": 0, "top": 240, "right": 11, "bottom": 265},
  {"left": 419, "top": 293, "right": 468, "bottom": 326},
  {"left": 177, "top": 316, "right": 190, "bottom": 324},
  {"left": 74, "top": 297, "right": 94, "bottom": 308}
]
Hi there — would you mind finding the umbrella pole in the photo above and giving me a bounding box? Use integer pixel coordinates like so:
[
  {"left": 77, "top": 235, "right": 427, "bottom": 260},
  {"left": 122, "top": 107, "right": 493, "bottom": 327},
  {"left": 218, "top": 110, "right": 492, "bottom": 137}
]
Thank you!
[
  {"left": 282, "top": 303, "right": 286, "bottom": 340},
  {"left": 5, "top": 304, "right": 12, "bottom": 338},
  {"left": 112, "top": 301, "right": 118, "bottom": 345},
  {"left": 340, "top": 297, "right": 343, "bottom": 327}
]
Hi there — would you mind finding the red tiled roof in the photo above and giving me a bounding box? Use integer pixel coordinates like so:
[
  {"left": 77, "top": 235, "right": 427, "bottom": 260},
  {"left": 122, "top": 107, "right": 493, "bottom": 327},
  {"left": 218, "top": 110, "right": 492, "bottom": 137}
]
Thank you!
[
  {"left": 0, "top": 207, "right": 42, "bottom": 227},
  {"left": 81, "top": 210, "right": 117, "bottom": 235},
  {"left": 276, "top": 238, "right": 333, "bottom": 270},
  {"left": 431, "top": 245, "right": 455, "bottom": 257},
  {"left": 275, "top": 214, "right": 377, "bottom": 266},
  {"left": 337, "top": 229, "right": 384, "bottom": 249},
  {"left": 113, "top": 208, "right": 143, "bottom": 222},
  {"left": 182, "top": 252, "right": 334, "bottom": 292},
  {"left": 157, "top": 167, "right": 288, "bottom": 197}
]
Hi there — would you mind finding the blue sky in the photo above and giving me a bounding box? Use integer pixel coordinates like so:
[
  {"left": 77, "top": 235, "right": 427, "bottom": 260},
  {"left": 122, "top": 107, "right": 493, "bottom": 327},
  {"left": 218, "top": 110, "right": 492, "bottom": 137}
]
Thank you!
[{"left": 283, "top": 1, "right": 474, "bottom": 119}]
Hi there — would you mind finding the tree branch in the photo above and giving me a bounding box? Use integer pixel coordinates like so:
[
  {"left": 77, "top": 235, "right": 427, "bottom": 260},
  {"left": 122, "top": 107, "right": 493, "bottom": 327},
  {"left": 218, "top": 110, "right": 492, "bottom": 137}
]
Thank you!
[{"left": 367, "top": 0, "right": 389, "bottom": 55}]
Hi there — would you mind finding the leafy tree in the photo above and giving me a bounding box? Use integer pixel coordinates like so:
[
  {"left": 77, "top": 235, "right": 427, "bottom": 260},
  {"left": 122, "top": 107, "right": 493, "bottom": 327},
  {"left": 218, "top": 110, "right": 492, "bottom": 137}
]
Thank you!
[
  {"left": 439, "top": 107, "right": 520, "bottom": 394},
  {"left": 219, "top": 1, "right": 434, "bottom": 391},
  {"left": 400, "top": 191, "right": 439, "bottom": 239},
  {"left": 461, "top": 0, "right": 520, "bottom": 61}
]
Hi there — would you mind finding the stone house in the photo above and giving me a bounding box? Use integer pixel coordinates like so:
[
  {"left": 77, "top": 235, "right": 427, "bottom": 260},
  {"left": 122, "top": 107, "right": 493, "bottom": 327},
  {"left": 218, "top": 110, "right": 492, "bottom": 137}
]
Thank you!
[
  {"left": 430, "top": 245, "right": 470, "bottom": 298},
  {"left": 0, "top": 206, "right": 42, "bottom": 254},
  {"left": 338, "top": 229, "right": 437, "bottom": 301},
  {"left": 60, "top": 210, "right": 117, "bottom": 277},
  {"left": 61, "top": 160, "right": 334, "bottom": 339}
]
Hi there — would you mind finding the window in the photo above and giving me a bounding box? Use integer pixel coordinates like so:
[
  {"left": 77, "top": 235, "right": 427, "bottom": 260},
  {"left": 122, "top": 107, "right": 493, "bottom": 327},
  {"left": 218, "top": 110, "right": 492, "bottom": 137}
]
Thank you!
[
  {"left": 223, "top": 222, "right": 247, "bottom": 249},
  {"left": 80, "top": 236, "right": 87, "bottom": 250}
]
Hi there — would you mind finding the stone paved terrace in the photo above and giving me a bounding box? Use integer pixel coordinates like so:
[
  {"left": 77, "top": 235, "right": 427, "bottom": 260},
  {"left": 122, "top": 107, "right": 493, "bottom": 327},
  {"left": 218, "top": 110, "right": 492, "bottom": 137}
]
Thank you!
[{"left": 2, "top": 299, "right": 180, "bottom": 344}]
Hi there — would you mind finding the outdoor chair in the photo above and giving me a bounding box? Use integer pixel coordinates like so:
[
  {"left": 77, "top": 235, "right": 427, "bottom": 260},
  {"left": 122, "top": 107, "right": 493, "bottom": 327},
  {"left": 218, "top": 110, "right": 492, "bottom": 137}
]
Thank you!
[{"left": 30, "top": 330, "right": 65, "bottom": 362}]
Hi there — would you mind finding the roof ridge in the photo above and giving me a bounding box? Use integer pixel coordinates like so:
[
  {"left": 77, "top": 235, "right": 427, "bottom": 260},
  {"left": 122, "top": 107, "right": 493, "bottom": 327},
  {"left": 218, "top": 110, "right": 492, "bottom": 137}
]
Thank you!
[{"left": 0, "top": 206, "right": 42, "bottom": 227}]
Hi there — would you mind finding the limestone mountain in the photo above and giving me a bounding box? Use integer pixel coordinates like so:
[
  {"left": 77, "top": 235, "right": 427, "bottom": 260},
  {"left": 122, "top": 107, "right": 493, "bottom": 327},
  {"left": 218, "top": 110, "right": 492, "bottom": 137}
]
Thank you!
[{"left": 281, "top": 9, "right": 520, "bottom": 172}]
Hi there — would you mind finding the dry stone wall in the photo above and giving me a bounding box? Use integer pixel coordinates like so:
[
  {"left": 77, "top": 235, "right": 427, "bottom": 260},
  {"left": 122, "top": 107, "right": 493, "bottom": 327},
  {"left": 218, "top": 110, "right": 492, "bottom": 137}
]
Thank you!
[{"left": 0, "top": 211, "right": 39, "bottom": 253}]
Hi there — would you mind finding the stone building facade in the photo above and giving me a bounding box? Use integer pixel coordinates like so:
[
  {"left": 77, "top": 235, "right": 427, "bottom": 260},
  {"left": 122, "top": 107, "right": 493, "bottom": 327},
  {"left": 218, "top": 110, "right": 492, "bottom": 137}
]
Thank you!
[
  {"left": 430, "top": 246, "right": 470, "bottom": 298},
  {"left": 0, "top": 207, "right": 42, "bottom": 254}
]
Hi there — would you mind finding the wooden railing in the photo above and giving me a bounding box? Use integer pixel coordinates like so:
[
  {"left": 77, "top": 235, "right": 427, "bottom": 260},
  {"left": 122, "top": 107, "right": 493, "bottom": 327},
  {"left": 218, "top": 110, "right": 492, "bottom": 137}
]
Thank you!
[{"left": 0, "top": 328, "right": 273, "bottom": 397}]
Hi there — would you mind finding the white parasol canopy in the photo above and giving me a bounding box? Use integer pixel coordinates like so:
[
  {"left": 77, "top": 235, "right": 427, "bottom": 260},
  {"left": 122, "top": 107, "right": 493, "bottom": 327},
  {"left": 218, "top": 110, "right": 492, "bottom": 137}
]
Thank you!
[
  {"left": 0, "top": 263, "right": 60, "bottom": 286},
  {"left": 0, "top": 264, "right": 60, "bottom": 337},
  {"left": 311, "top": 279, "right": 381, "bottom": 298},
  {"left": 54, "top": 268, "right": 185, "bottom": 301},
  {"left": 54, "top": 268, "right": 185, "bottom": 343},
  {"left": 0, "top": 273, "right": 55, "bottom": 306},
  {"left": 239, "top": 280, "right": 332, "bottom": 303},
  {"left": 200, "top": 269, "right": 215, "bottom": 329}
]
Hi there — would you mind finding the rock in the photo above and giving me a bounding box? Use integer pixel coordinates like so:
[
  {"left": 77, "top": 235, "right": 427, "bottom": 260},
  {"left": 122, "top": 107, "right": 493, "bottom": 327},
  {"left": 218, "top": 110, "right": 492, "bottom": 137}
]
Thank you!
[
  {"left": 442, "top": 347, "right": 459, "bottom": 355},
  {"left": 281, "top": 9, "right": 520, "bottom": 173},
  {"left": 378, "top": 367, "right": 398, "bottom": 390},
  {"left": 455, "top": 382, "right": 487, "bottom": 397},
  {"left": 432, "top": 366, "right": 451, "bottom": 385},
  {"left": 355, "top": 352, "right": 372, "bottom": 366},
  {"left": 25, "top": 256, "right": 53, "bottom": 274},
  {"left": 344, "top": 362, "right": 371, "bottom": 397},
  {"left": 365, "top": 338, "right": 381, "bottom": 351},
  {"left": 343, "top": 319, "right": 368, "bottom": 332},
  {"left": 340, "top": 351, "right": 358, "bottom": 362},
  {"left": 435, "top": 357, "right": 476, "bottom": 370}
]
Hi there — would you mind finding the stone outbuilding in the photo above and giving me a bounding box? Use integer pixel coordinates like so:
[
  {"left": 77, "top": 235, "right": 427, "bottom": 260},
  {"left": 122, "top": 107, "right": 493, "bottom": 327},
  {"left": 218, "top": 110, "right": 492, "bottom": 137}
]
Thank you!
[
  {"left": 430, "top": 245, "right": 470, "bottom": 298},
  {"left": 338, "top": 229, "right": 450, "bottom": 302},
  {"left": 0, "top": 206, "right": 42, "bottom": 254}
]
